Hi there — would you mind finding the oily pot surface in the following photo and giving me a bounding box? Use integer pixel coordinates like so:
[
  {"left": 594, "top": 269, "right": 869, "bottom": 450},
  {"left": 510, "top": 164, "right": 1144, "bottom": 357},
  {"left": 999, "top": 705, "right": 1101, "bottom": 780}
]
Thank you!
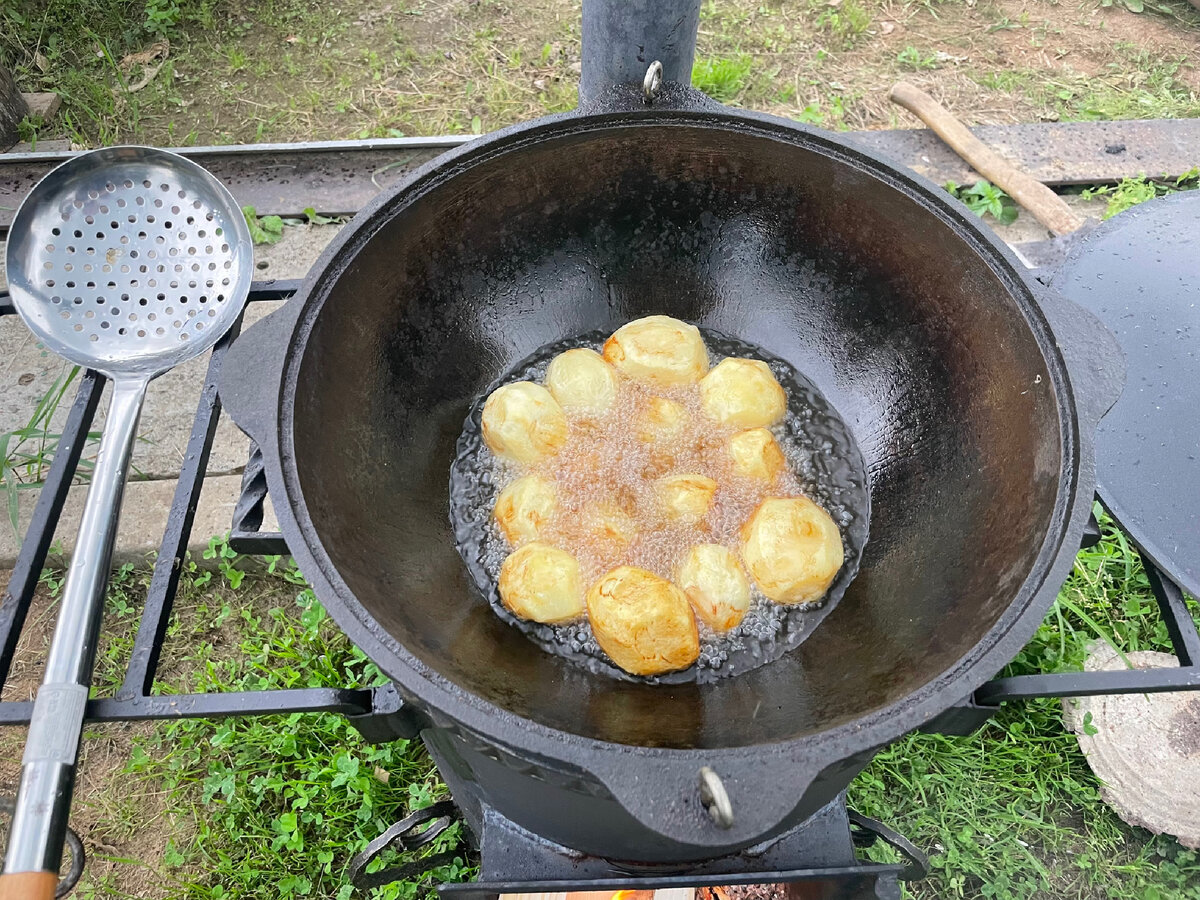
[{"left": 290, "top": 119, "right": 1062, "bottom": 750}]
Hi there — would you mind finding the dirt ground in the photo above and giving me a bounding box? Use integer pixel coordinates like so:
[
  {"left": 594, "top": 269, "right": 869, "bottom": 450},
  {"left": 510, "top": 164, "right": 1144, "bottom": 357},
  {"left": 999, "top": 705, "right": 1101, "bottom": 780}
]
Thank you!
[
  {"left": 0, "top": 572, "right": 181, "bottom": 897},
  {"left": 8, "top": 0, "right": 1200, "bottom": 146}
]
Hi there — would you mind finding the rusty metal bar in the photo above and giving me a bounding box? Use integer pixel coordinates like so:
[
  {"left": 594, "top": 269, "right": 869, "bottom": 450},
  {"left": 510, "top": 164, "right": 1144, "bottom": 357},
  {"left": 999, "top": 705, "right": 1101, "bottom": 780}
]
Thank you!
[
  {"left": 847, "top": 118, "right": 1200, "bottom": 187},
  {"left": 4, "top": 119, "right": 1200, "bottom": 232}
]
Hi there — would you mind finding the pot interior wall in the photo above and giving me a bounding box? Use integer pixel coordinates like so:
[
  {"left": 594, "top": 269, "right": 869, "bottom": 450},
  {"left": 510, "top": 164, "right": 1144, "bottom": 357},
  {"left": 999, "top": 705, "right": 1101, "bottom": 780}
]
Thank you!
[{"left": 292, "top": 119, "right": 1062, "bottom": 749}]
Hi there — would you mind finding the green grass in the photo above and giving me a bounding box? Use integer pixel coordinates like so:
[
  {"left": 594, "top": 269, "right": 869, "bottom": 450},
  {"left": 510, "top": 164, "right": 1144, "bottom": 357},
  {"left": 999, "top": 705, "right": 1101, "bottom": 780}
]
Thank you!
[
  {"left": 3, "top": 0, "right": 585, "bottom": 144},
  {"left": 1068, "top": 52, "right": 1200, "bottom": 121},
  {"left": 0, "top": 366, "right": 102, "bottom": 537},
  {"left": 62, "top": 542, "right": 474, "bottom": 899},
  {"left": 978, "top": 49, "right": 1200, "bottom": 125},
  {"left": 7, "top": 0, "right": 1200, "bottom": 146},
  {"left": 129, "top": 589, "right": 472, "bottom": 899},
  {"left": 851, "top": 506, "right": 1200, "bottom": 898},
  {"left": 967, "top": 37, "right": 1200, "bottom": 126},
  {"left": 0, "top": 0, "right": 216, "bottom": 144},
  {"left": 35, "top": 505, "right": 1196, "bottom": 899},
  {"left": 896, "top": 46, "right": 940, "bottom": 71},
  {"left": 1080, "top": 168, "right": 1200, "bottom": 219},
  {"left": 944, "top": 179, "right": 1019, "bottom": 225},
  {"left": 810, "top": 0, "right": 872, "bottom": 50},
  {"left": 691, "top": 54, "right": 755, "bottom": 103}
]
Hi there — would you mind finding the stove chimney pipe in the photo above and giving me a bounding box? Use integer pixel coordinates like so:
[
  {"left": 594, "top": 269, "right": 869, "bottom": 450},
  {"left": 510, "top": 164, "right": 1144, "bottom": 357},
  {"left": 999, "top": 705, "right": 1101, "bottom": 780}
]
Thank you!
[{"left": 579, "top": 0, "right": 703, "bottom": 105}]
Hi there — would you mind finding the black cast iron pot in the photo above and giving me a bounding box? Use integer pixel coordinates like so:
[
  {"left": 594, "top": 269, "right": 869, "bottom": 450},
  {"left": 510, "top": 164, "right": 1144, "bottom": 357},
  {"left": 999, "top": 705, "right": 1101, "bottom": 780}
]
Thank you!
[{"left": 219, "top": 78, "right": 1123, "bottom": 863}]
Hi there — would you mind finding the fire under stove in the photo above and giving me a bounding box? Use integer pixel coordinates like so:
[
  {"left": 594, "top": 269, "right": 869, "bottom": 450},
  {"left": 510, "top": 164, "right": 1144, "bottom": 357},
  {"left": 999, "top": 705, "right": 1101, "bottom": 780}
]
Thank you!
[{"left": 0, "top": 188, "right": 1198, "bottom": 897}]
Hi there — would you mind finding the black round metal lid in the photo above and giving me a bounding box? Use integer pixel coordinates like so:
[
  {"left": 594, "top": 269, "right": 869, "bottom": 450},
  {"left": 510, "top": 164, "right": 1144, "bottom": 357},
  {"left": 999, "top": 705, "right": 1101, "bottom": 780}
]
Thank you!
[{"left": 1051, "top": 191, "right": 1200, "bottom": 598}]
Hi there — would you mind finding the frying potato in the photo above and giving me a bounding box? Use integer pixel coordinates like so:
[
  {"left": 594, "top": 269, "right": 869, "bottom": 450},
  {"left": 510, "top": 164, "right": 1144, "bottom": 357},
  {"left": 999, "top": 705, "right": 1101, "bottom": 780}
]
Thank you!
[
  {"left": 602, "top": 315, "right": 709, "bottom": 386},
  {"left": 677, "top": 544, "right": 751, "bottom": 632},
  {"left": 699, "top": 358, "right": 787, "bottom": 428},
  {"left": 656, "top": 473, "right": 717, "bottom": 525},
  {"left": 579, "top": 501, "right": 640, "bottom": 557},
  {"left": 498, "top": 542, "right": 584, "bottom": 623},
  {"left": 740, "top": 497, "right": 843, "bottom": 605},
  {"left": 727, "top": 427, "right": 787, "bottom": 483},
  {"left": 636, "top": 396, "right": 687, "bottom": 444},
  {"left": 481, "top": 381, "right": 568, "bottom": 464},
  {"left": 586, "top": 566, "right": 700, "bottom": 675},
  {"left": 546, "top": 348, "right": 619, "bottom": 417},
  {"left": 494, "top": 475, "right": 557, "bottom": 546}
]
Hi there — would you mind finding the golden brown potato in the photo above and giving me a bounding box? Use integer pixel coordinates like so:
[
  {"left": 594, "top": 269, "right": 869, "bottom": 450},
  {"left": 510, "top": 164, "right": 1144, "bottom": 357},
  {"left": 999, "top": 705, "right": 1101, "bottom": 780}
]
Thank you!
[
  {"left": 602, "top": 315, "right": 709, "bottom": 386},
  {"left": 481, "top": 381, "right": 568, "bottom": 464},
  {"left": 493, "top": 475, "right": 557, "bottom": 546},
  {"left": 699, "top": 358, "right": 787, "bottom": 428},
  {"left": 740, "top": 497, "right": 844, "bottom": 605},
  {"left": 498, "top": 542, "right": 585, "bottom": 623},
  {"left": 581, "top": 502, "right": 640, "bottom": 557},
  {"left": 636, "top": 396, "right": 687, "bottom": 444},
  {"left": 586, "top": 566, "right": 700, "bottom": 675},
  {"left": 727, "top": 427, "right": 787, "bottom": 483},
  {"left": 545, "top": 348, "right": 618, "bottom": 417},
  {"left": 655, "top": 473, "right": 717, "bottom": 525},
  {"left": 676, "top": 544, "right": 751, "bottom": 632}
]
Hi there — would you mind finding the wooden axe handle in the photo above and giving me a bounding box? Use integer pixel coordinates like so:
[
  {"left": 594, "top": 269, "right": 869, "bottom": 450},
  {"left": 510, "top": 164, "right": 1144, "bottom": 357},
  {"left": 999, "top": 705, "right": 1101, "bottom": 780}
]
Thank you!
[
  {"left": 888, "top": 81, "right": 1083, "bottom": 236},
  {"left": 0, "top": 870, "right": 59, "bottom": 900}
]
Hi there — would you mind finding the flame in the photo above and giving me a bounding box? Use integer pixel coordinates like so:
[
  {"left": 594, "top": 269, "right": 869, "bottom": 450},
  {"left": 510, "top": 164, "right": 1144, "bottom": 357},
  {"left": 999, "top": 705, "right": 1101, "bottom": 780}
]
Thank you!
[{"left": 609, "top": 889, "right": 730, "bottom": 900}]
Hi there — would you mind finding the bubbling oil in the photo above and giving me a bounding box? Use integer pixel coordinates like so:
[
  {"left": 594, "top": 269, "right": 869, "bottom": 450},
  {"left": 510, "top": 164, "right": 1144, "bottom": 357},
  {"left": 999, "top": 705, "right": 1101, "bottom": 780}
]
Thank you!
[{"left": 449, "top": 328, "right": 870, "bottom": 684}]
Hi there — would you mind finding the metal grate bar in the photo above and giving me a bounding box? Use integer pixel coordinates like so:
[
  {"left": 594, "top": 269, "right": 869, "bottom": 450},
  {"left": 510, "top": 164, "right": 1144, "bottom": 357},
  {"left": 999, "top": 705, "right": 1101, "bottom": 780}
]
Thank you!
[
  {"left": 975, "top": 663, "right": 1200, "bottom": 704},
  {"left": 1144, "top": 550, "right": 1200, "bottom": 666},
  {"left": 974, "top": 552, "right": 1200, "bottom": 705},
  {"left": 117, "top": 319, "right": 244, "bottom": 700},
  {"left": 0, "top": 371, "right": 105, "bottom": 687},
  {"left": 0, "top": 279, "right": 385, "bottom": 729},
  {"left": 0, "top": 687, "right": 374, "bottom": 725},
  {"left": 229, "top": 442, "right": 287, "bottom": 555}
]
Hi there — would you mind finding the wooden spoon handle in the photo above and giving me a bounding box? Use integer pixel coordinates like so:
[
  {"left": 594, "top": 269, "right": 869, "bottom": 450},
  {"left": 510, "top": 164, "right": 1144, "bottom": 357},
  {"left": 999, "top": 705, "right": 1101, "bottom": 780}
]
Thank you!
[
  {"left": 888, "top": 81, "right": 1084, "bottom": 236},
  {"left": 0, "top": 870, "right": 59, "bottom": 900}
]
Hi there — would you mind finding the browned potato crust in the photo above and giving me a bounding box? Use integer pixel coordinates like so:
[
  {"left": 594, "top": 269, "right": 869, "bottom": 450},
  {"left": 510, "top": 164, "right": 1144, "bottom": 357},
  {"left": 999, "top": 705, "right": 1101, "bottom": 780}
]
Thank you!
[
  {"left": 602, "top": 315, "right": 709, "bottom": 386},
  {"left": 740, "top": 497, "right": 843, "bottom": 604},
  {"left": 481, "top": 381, "right": 568, "bottom": 464},
  {"left": 498, "top": 542, "right": 585, "bottom": 623},
  {"left": 586, "top": 566, "right": 700, "bottom": 675}
]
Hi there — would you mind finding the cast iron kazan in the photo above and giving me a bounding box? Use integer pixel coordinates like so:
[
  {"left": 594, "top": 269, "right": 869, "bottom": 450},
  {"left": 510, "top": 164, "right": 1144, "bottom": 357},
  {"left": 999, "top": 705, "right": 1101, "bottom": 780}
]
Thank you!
[{"left": 219, "top": 50, "right": 1123, "bottom": 868}]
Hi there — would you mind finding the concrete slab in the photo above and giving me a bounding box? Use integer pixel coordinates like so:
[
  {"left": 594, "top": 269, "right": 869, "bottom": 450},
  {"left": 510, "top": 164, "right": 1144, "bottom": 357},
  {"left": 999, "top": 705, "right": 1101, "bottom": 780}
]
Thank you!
[
  {"left": 247, "top": 219, "right": 341, "bottom": 280},
  {"left": 0, "top": 472, "right": 279, "bottom": 567},
  {"left": 0, "top": 223, "right": 333, "bottom": 565},
  {"left": 19, "top": 93, "right": 61, "bottom": 121},
  {"left": 3, "top": 138, "right": 71, "bottom": 154}
]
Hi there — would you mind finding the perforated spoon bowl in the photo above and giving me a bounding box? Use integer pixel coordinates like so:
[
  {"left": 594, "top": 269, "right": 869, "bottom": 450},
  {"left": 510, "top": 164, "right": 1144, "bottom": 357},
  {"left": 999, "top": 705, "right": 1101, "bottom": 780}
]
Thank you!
[{"left": 0, "top": 147, "right": 251, "bottom": 898}]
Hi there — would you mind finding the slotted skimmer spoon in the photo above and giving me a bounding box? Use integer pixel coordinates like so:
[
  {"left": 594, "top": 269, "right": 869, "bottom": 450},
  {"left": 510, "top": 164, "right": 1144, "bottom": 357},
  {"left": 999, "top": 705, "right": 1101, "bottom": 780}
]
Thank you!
[{"left": 0, "top": 147, "right": 251, "bottom": 898}]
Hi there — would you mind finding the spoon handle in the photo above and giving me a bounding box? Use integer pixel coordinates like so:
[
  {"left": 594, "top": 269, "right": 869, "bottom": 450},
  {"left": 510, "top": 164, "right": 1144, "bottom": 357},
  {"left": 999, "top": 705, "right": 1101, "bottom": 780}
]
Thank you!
[{"left": 2, "top": 376, "right": 149, "bottom": 879}]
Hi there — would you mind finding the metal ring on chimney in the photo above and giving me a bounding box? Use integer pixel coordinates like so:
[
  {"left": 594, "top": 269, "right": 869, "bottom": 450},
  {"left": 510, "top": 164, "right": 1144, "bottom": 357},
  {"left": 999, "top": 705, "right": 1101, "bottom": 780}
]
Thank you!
[{"left": 643, "top": 60, "right": 663, "bottom": 105}]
